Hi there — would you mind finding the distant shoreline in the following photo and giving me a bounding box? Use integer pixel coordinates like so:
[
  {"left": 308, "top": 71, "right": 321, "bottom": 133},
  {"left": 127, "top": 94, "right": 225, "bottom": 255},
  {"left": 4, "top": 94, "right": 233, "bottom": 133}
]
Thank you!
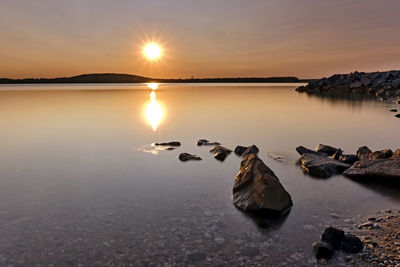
[{"left": 0, "top": 73, "right": 314, "bottom": 84}]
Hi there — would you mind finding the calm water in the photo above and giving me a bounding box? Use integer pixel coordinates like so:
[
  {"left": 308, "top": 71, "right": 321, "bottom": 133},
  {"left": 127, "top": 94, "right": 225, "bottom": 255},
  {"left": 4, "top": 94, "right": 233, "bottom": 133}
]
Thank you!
[{"left": 0, "top": 83, "right": 399, "bottom": 266}]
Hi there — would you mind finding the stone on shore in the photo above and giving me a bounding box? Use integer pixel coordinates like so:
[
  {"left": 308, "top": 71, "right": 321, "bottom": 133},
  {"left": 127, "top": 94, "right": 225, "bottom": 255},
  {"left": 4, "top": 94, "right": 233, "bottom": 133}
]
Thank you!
[
  {"left": 343, "top": 158, "right": 400, "bottom": 183},
  {"left": 298, "top": 153, "right": 351, "bottom": 178},
  {"left": 197, "top": 139, "right": 221, "bottom": 146},
  {"left": 209, "top": 145, "right": 232, "bottom": 162},
  {"left": 178, "top": 153, "right": 202, "bottom": 162},
  {"left": 312, "top": 242, "right": 334, "bottom": 259},
  {"left": 322, "top": 227, "right": 345, "bottom": 249},
  {"left": 232, "top": 154, "right": 292, "bottom": 215},
  {"left": 340, "top": 234, "right": 364, "bottom": 253},
  {"left": 316, "top": 144, "right": 338, "bottom": 156}
]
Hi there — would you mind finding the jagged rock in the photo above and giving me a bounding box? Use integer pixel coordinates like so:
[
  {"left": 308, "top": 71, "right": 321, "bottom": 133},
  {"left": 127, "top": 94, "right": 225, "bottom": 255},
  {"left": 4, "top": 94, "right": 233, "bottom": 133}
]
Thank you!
[
  {"left": 369, "top": 149, "right": 393, "bottom": 159},
  {"left": 242, "top": 145, "right": 259, "bottom": 157},
  {"left": 209, "top": 145, "right": 232, "bottom": 162},
  {"left": 197, "top": 139, "right": 220, "bottom": 146},
  {"left": 356, "top": 146, "right": 372, "bottom": 160},
  {"left": 178, "top": 153, "right": 202, "bottom": 162},
  {"left": 312, "top": 242, "right": 334, "bottom": 259},
  {"left": 332, "top": 148, "right": 343, "bottom": 160},
  {"left": 322, "top": 227, "right": 345, "bottom": 249},
  {"left": 234, "top": 146, "right": 247, "bottom": 156},
  {"left": 316, "top": 144, "right": 338, "bottom": 156},
  {"left": 343, "top": 158, "right": 400, "bottom": 183},
  {"left": 340, "top": 154, "right": 359, "bottom": 165},
  {"left": 154, "top": 141, "right": 181, "bottom": 146},
  {"left": 340, "top": 234, "right": 363, "bottom": 253},
  {"left": 296, "top": 146, "right": 326, "bottom": 156},
  {"left": 298, "top": 153, "right": 351, "bottom": 178},
  {"left": 393, "top": 149, "right": 400, "bottom": 159},
  {"left": 232, "top": 154, "right": 292, "bottom": 215}
]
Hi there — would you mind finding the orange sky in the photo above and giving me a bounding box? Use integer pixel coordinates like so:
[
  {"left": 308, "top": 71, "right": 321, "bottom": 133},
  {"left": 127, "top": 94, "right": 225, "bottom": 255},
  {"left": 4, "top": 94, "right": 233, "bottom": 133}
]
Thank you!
[{"left": 1, "top": 0, "right": 400, "bottom": 79}]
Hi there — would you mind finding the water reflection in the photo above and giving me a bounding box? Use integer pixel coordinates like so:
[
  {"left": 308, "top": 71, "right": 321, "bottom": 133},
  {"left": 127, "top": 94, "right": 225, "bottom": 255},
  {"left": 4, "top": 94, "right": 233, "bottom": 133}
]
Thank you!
[{"left": 145, "top": 83, "right": 163, "bottom": 131}]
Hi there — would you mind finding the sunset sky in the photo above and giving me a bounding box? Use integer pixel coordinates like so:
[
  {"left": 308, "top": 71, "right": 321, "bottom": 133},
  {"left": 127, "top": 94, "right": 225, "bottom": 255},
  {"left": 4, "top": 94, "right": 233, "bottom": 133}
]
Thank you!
[{"left": 1, "top": 0, "right": 400, "bottom": 79}]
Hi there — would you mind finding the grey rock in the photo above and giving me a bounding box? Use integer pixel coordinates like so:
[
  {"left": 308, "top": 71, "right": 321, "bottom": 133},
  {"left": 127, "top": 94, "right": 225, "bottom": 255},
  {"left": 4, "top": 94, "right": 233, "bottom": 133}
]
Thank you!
[
  {"left": 298, "top": 153, "right": 351, "bottom": 178},
  {"left": 343, "top": 158, "right": 400, "bottom": 183},
  {"left": 232, "top": 154, "right": 293, "bottom": 214},
  {"left": 178, "top": 153, "right": 202, "bottom": 162}
]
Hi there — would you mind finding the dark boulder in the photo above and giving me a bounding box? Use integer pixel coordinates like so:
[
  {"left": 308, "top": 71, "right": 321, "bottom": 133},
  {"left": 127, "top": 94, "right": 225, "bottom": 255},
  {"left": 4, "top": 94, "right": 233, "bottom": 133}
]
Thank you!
[
  {"left": 395, "top": 114, "right": 400, "bottom": 118},
  {"left": 389, "top": 109, "right": 398, "bottom": 112},
  {"left": 321, "top": 227, "right": 345, "bottom": 249},
  {"left": 178, "top": 153, "right": 202, "bottom": 162},
  {"left": 370, "top": 149, "right": 393, "bottom": 159},
  {"left": 234, "top": 146, "right": 248, "bottom": 156},
  {"left": 242, "top": 145, "right": 259, "bottom": 157},
  {"left": 393, "top": 149, "right": 400, "bottom": 159},
  {"left": 340, "top": 234, "right": 363, "bottom": 253},
  {"left": 316, "top": 144, "right": 338, "bottom": 156},
  {"left": 343, "top": 158, "right": 400, "bottom": 183},
  {"left": 340, "top": 154, "right": 359, "bottom": 165},
  {"left": 154, "top": 141, "right": 181, "bottom": 147},
  {"left": 332, "top": 148, "right": 342, "bottom": 160},
  {"left": 296, "top": 146, "right": 326, "bottom": 156},
  {"left": 209, "top": 145, "right": 232, "bottom": 162},
  {"left": 197, "top": 139, "right": 220, "bottom": 146},
  {"left": 312, "top": 241, "right": 334, "bottom": 259},
  {"left": 232, "top": 154, "right": 293, "bottom": 215},
  {"left": 356, "top": 146, "right": 372, "bottom": 160},
  {"left": 298, "top": 153, "right": 351, "bottom": 178}
]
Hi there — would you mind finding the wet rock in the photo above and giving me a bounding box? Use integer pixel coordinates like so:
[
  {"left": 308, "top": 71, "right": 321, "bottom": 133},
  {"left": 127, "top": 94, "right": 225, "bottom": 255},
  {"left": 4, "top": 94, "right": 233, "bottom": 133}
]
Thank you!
[
  {"left": 389, "top": 109, "right": 398, "bottom": 112},
  {"left": 332, "top": 148, "right": 342, "bottom": 160},
  {"left": 312, "top": 241, "right": 334, "bottom": 259},
  {"left": 209, "top": 146, "right": 232, "bottom": 162},
  {"left": 341, "top": 234, "right": 364, "bottom": 253},
  {"left": 395, "top": 114, "right": 400, "bottom": 118},
  {"left": 242, "top": 145, "right": 259, "bottom": 157},
  {"left": 154, "top": 141, "right": 181, "bottom": 147},
  {"left": 178, "top": 153, "right": 202, "bottom": 162},
  {"left": 321, "top": 226, "right": 345, "bottom": 249},
  {"left": 234, "top": 146, "right": 248, "bottom": 156},
  {"left": 356, "top": 146, "right": 372, "bottom": 160},
  {"left": 343, "top": 158, "right": 400, "bottom": 183},
  {"left": 392, "top": 149, "right": 400, "bottom": 159},
  {"left": 340, "top": 154, "right": 359, "bottom": 164},
  {"left": 370, "top": 149, "right": 393, "bottom": 159},
  {"left": 296, "top": 146, "right": 326, "bottom": 156},
  {"left": 298, "top": 153, "right": 351, "bottom": 178},
  {"left": 197, "top": 139, "right": 220, "bottom": 146},
  {"left": 232, "top": 154, "right": 293, "bottom": 215},
  {"left": 316, "top": 144, "right": 338, "bottom": 156}
]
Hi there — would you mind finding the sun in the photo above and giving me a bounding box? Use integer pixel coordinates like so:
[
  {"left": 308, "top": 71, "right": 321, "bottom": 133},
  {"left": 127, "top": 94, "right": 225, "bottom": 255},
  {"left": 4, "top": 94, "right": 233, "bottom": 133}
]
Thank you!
[{"left": 143, "top": 43, "right": 162, "bottom": 60}]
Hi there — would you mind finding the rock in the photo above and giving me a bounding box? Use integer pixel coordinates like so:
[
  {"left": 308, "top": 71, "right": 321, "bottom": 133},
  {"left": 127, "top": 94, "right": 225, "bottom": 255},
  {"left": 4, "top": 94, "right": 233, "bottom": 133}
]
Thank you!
[
  {"left": 214, "top": 237, "right": 225, "bottom": 245},
  {"left": 154, "top": 141, "right": 181, "bottom": 146},
  {"left": 241, "top": 145, "right": 259, "bottom": 157},
  {"left": 321, "top": 227, "right": 345, "bottom": 249},
  {"left": 395, "top": 114, "right": 400, "bottom": 118},
  {"left": 356, "top": 146, "right": 372, "bottom": 160},
  {"left": 389, "top": 109, "right": 398, "bottom": 112},
  {"left": 340, "top": 234, "right": 363, "bottom": 253},
  {"left": 296, "top": 146, "right": 326, "bottom": 156},
  {"left": 298, "top": 153, "right": 351, "bottom": 178},
  {"left": 340, "top": 154, "right": 359, "bottom": 164},
  {"left": 316, "top": 144, "right": 338, "bottom": 156},
  {"left": 367, "top": 87, "right": 375, "bottom": 94},
  {"left": 232, "top": 154, "right": 293, "bottom": 214},
  {"left": 370, "top": 149, "right": 393, "bottom": 159},
  {"left": 332, "top": 148, "right": 342, "bottom": 160},
  {"left": 349, "top": 81, "right": 362, "bottom": 88},
  {"left": 186, "top": 251, "right": 206, "bottom": 262},
  {"left": 392, "top": 149, "right": 400, "bottom": 159},
  {"left": 343, "top": 158, "right": 400, "bottom": 183},
  {"left": 178, "top": 153, "right": 202, "bottom": 162},
  {"left": 361, "top": 76, "right": 371, "bottom": 86},
  {"left": 376, "top": 89, "right": 385, "bottom": 97},
  {"left": 234, "top": 146, "right": 248, "bottom": 156},
  {"left": 197, "top": 139, "right": 220, "bottom": 146},
  {"left": 209, "top": 145, "right": 232, "bottom": 162},
  {"left": 312, "top": 241, "right": 334, "bottom": 259}
]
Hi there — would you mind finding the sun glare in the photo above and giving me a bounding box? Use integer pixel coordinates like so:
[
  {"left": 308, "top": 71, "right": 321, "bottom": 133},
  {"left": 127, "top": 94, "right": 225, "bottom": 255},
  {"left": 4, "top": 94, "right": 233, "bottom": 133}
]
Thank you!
[
  {"left": 143, "top": 43, "right": 162, "bottom": 60},
  {"left": 145, "top": 91, "right": 163, "bottom": 131}
]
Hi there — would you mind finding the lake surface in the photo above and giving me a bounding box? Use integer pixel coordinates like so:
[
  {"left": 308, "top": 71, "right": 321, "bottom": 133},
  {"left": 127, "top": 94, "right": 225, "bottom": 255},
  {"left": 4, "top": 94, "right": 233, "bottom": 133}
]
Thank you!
[{"left": 0, "top": 83, "right": 399, "bottom": 266}]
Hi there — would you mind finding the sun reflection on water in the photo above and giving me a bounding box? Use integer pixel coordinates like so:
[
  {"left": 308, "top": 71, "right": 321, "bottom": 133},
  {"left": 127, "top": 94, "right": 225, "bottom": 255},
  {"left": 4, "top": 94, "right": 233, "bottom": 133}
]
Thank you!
[{"left": 145, "top": 83, "right": 163, "bottom": 131}]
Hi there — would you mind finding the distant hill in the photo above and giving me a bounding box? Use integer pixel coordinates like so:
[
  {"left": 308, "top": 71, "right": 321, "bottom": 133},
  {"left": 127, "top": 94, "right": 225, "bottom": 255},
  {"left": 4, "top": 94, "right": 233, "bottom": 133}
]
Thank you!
[{"left": 0, "top": 73, "right": 306, "bottom": 84}]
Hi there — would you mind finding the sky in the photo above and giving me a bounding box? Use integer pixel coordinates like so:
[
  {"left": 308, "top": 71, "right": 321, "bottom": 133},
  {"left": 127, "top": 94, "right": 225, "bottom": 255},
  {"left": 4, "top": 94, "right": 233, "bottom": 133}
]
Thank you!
[{"left": 1, "top": 0, "right": 400, "bottom": 79}]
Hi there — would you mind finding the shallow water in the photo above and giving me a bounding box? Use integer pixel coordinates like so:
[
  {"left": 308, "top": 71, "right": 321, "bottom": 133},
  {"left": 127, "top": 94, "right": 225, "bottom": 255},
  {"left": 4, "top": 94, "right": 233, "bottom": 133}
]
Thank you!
[{"left": 0, "top": 83, "right": 399, "bottom": 266}]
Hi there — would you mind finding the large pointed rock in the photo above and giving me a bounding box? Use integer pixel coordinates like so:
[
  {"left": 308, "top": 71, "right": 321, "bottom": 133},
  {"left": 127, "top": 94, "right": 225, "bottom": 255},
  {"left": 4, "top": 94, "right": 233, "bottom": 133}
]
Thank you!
[
  {"left": 343, "top": 159, "right": 400, "bottom": 183},
  {"left": 299, "top": 153, "right": 351, "bottom": 178},
  {"left": 232, "top": 154, "right": 293, "bottom": 215}
]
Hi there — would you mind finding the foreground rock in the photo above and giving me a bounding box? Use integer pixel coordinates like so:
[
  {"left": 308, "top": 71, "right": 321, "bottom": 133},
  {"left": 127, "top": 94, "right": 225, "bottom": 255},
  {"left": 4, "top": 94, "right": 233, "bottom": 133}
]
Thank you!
[
  {"left": 197, "top": 139, "right": 220, "bottom": 146},
  {"left": 234, "top": 145, "right": 259, "bottom": 156},
  {"left": 209, "top": 146, "right": 232, "bottom": 162},
  {"left": 232, "top": 154, "right": 292, "bottom": 215},
  {"left": 343, "top": 158, "right": 400, "bottom": 183},
  {"left": 296, "top": 70, "right": 400, "bottom": 100},
  {"left": 178, "top": 153, "right": 202, "bottom": 162},
  {"left": 154, "top": 141, "right": 181, "bottom": 147},
  {"left": 316, "top": 144, "right": 338, "bottom": 156},
  {"left": 298, "top": 153, "right": 351, "bottom": 178}
]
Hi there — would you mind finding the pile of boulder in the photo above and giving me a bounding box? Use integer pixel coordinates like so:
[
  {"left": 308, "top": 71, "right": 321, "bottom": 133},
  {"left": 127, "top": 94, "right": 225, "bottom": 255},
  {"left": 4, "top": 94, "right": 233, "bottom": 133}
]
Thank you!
[
  {"left": 296, "top": 144, "right": 400, "bottom": 184},
  {"left": 313, "top": 227, "right": 363, "bottom": 261},
  {"left": 296, "top": 70, "right": 400, "bottom": 99}
]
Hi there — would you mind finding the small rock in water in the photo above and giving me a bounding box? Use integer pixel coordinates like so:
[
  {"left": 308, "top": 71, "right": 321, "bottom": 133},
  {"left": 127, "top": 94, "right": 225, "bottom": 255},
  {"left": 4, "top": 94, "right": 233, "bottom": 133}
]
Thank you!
[
  {"left": 234, "top": 145, "right": 248, "bottom": 156},
  {"left": 395, "top": 114, "right": 400, "bottom": 118},
  {"left": 209, "top": 145, "right": 232, "bottom": 162},
  {"left": 321, "top": 226, "right": 345, "bottom": 249},
  {"left": 312, "top": 241, "right": 334, "bottom": 259},
  {"left": 154, "top": 141, "right": 181, "bottom": 146},
  {"left": 340, "top": 234, "right": 364, "bottom": 253},
  {"left": 389, "top": 109, "right": 398, "bottom": 112},
  {"left": 197, "top": 139, "right": 220, "bottom": 146},
  {"left": 178, "top": 153, "right": 202, "bottom": 162}
]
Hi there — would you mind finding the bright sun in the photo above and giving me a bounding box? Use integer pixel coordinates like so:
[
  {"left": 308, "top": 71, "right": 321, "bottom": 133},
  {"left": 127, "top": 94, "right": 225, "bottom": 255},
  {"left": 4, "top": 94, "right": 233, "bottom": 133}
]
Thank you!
[{"left": 143, "top": 43, "right": 162, "bottom": 60}]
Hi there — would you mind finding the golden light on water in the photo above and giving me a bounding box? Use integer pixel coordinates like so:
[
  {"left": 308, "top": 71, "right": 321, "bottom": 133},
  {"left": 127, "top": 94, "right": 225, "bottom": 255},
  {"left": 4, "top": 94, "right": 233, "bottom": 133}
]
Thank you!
[
  {"left": 147, "top": 83, "right": 159, "bottom": 90},
  {"left": 143, "top": 43, "right": 162, "bottom": 60},
  {"left": 145, "top": 86, "right": 163, "bottom": 131}
]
